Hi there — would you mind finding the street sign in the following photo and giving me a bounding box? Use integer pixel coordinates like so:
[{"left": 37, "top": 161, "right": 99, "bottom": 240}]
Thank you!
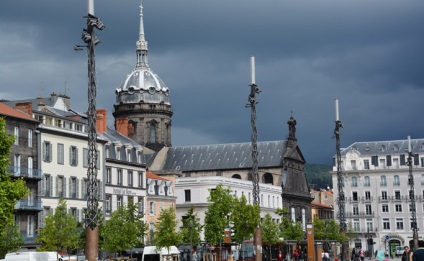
[{"left": 385, "top": 235, "right": 390, "bottom": 240}]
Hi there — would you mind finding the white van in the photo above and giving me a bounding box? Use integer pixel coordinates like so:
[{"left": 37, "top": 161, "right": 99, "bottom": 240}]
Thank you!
[
  {"left": 395, "top": 246, "right": 404, "bottom": 257},
  {"left": 5, "top": 252, "right": 62, "bottom": 261},
  {"left": 142, "top": 246, "right": 180, "bottom": 261}
]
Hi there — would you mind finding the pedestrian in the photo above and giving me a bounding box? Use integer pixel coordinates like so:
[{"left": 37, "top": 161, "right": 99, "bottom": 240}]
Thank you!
[
  {"left": 375, "top": 250, "right": 388, "bottom": 261},
  {"left": 351, "top": 248, "right": 356, "bottom": 261},
  {"left": 293, "top": 250, "right": 299, "bottom": 261},
  {"left": 359, "top": 247, "right": 365, "bottom": 261},
  {"left": 321, "top": 250, "right": 330, "bottom": 261},
  {"left": 413, "top": 241, "right": 424, "bottom": 261},
  {"left": 192, "top": 247, "right": 198, "bottom": 261},
  {"left": 300, "top": 251, "right": 305, "bottom": 261},
  {"left": 401, "top": 246, "right": 413, "bottom": 261},
  {"left": 228, "top": 252, "right": 234, "bottom": 261}
]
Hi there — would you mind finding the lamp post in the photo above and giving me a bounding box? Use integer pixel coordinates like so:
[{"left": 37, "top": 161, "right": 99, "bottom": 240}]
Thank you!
[
  {"left": 190, "top": 220, "right": 193, "bottom": 261},
  {"left": 76, "top": 1, "right": 104, "bottom": 261}
]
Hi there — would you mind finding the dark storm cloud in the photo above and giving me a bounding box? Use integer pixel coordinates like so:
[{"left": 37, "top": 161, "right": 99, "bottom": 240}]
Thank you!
[{"left": 1, "top": 0, "right": 423, "bottom": 164}]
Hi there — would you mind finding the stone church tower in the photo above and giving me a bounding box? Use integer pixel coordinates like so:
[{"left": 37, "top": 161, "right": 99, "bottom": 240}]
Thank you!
[{"left": 113, "top": 1, "right": 172, "bottom": 151}]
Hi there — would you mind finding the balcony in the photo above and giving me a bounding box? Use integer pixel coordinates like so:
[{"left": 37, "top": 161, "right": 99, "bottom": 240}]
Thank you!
[
  {"left": 346, "top": 211, "right": 375, "bottom": 218},
  {"left": 20, "top": 233, "right": 39, "bottom": 244},
  {"left": 8, "top": 166, "right": 42, "bottom": 180},
  {"left": 14, "top": 200, "right": 42, "bottom": 211}
]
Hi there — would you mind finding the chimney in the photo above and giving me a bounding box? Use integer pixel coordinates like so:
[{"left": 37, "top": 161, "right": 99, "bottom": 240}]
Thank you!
[
  {"left": 115, "top": 118, "right": 129, "bottom": 137},
  {"left": 96, "top": 109, "right": 107, "bottom": 134},
  {"left": 15, "top": 102, "right": 33, "bottom": 116}
]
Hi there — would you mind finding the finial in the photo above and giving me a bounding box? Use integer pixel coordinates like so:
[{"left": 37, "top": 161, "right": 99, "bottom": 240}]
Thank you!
[{"left": 136, "top": 0, "right": 149, "bottom": 68}]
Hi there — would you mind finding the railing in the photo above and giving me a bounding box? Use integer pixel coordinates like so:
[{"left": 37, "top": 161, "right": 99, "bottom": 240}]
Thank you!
[
  {"left": 8, "top": 166, "right": 42, "bottom": 179},
  {"left": 14, "top": 200, "right": 42, "bottom": 211},
  {"left": 345, "top": 211, "right": 375, "bottom": 218}
]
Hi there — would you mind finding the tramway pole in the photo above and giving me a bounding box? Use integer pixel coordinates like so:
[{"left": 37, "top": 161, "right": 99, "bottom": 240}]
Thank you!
[
  {"left": 246, "top": 56, "right": 262, "bottom": 261},
  {"left": 334, "top": 99, "right": 347, "bottom": 261},
  {"left": 407, "top": 136, "right": 419, "bottom": 250}
]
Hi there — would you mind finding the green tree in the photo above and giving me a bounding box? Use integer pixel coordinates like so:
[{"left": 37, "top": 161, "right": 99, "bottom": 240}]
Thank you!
[
  {"left": 154, "top": 207, "right": 181, "bottom": 253},
  {"left": 180, "top": 207, "right": 203, "bottom": 245},
  {"left": 36, "top": 198, "right": 80, "bottom": 253},
  {"left": 312, "top": 217, "right": 325, "bottom": 240},
  {"left": 204, "top": 184, "right": 234, "bottom": 245},
  {"left": 0, "top": 117, "right": 29, "bottom": 251},
  {"left": 276, "top": 208, "right": 304, "bottom": 242},
  {"left": 230, "top": 194, "right": 260, "bottom": 244},
  {"left": 262, "top": 213, "right": 280, "bottom": 260},
  {"left": 101, "top": 202, "right": 147, "bottom": 256},
  {"left": 0, "top": 223, "right": 24, "bottom": 258}
]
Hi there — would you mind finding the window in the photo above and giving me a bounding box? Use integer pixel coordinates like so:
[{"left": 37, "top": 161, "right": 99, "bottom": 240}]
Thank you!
[
  {"left": 351, "top": 177, "right": 358, "bottom": 187},
  {"left": 381, "top": 191, "right": 388, "bottom": 200},
  {"left": 383, "top": 218, "right": 390, "bottom": 229},
  {"left": 365, "top": 191, "right": 371, "bottom": 200},
  {"left": 116, "top": 147, "right": 121, "bottom": 160},
  {"left": 353, "top": 219, "right": 360, "bottom": 232},
  {"left": 394, "top": 175, "right": 400, "bottom": 186},
  {"left": 105, "top": 147, "right": 110, "bottom": 158},
  {"left": 366, "top": 219, "right": 373, "bottom": 232},
  {"left": 14, "top": 127, "right": 19, "bottom": 145},
  {"left": 105, "top": 195, "right": 111, "bottom": 213},
  {"left": 128, "top": 171, "right": 133, "bottom": 187},
  {"left": 364, "top": 176, "right": 370, "bottom": 187},
  {"left": 184, "top": 190, "right": 191, "bottom": 202},
  {"left": 395, "top": 191, "right": 401, "bottom": 200},
  {"left": 395, "top": 204, "right": 402, "bottom": 212},
  {"left": 351, "top": 160, "right": 357, "bottom": 170},
  {"left": 70, "top": 177, "right": 78, "bottom": 199},
  {"left": 27, "top": 215, "right": 34, "bottom": 237},
  {"left": 396, "top": 218, "right": 404, "bottom": 230},
  {"left": 28, "top": 129, "right": 33, "bottom": 147},
  {"left": 127, "top": 150, "right": 131, "bottom": 162},
  {"left": 14, "top": 154, "right": 21, "bottom": 170},
  {"left": 57, "top": 144, "right": 64, "bottom": 164},
  {"left": 149, "top": 122, "right": 156, "bottom": 143},
  {"left": 117, "top": 169, "right": 123, "bottom": 186},
  {"left": 364, "top": 160, "right": 370, "bottom": 170},
  {"left": 382, "top": 205, "right": 389, "bottom": 213},
  {"left": 138, "top": 171, "right": 144, "bottom": 188},
  {"left": 138, "top": 197, "right": 144, "bottom": 213},
  {"left": 149, "top": 202, "right": 155, "bottom": 215},
  {"left": 366, "top": 204, "right": 372, "bottom": 215},
  {"left": 380, "top": 176, "right": 387, "bottom": 186},
  {"left": 69, "top": 146, "right": 78, "bottom": 166},
  {"left": 353, "top": 205, "right": 359, "bottom": 216},
  {"left": 44, "top": 174, "right": 51, "bottom": 197},
  {"left": 57, "top": 176, "right": 65, "bottom": 198},
  {"left": 138, "top": 152, "right": 142, "bottom": 163},
  {"left": 106, "top": 168, "right": 111, "bottom": 184},
  {"left": 83, "top": 148, "right": 88, "bottom": 168},
  {"left": 117, "top": 196, "right": 123, "bottom": 209},
  {"left": 43, "top": 141, "right": 52, "bottom": 162},
  {"left": 352, "top": 192, "right": 358, "bottom": 201}
]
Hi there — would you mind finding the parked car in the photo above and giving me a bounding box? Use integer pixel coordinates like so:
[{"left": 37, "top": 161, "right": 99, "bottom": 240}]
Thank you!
[
  {"left": 5, "top": 251, "right": 62, "bottom": 261},
  {"left": 395, "top": 246, "right": 404, "bottom": 257}
]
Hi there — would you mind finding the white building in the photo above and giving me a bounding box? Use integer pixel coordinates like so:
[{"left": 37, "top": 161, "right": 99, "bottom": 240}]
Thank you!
[{"left": 332, "top": 139, "right": 424, "bottom": 256}]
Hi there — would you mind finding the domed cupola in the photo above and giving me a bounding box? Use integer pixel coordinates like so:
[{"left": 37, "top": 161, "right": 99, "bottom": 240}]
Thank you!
[{"left": 113, "top": 0, "right": 173, "bottom": 151}]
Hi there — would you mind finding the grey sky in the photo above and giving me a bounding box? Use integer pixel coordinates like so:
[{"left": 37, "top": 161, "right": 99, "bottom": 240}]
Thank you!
[{"left": 1, "top": 0, "right": 423, "bottom": 164}]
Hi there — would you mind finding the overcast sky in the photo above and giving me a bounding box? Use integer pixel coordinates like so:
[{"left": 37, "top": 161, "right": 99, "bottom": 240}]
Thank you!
[{"left": 1, "top": 0, "right": 423, "bottom": 165}]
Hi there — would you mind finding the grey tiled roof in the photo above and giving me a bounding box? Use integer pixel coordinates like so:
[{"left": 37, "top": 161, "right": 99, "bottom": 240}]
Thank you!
[
  {"left": 341, "top": 139, "right": 424, "bottom": 156},
  {"left": 162, "top": 140, "right": 286, "bottom": 171}
]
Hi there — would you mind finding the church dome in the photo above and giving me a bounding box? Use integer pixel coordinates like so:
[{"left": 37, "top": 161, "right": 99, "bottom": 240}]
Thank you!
[{"left": 115, "top": 67, "right": 170, "bottom": 105}]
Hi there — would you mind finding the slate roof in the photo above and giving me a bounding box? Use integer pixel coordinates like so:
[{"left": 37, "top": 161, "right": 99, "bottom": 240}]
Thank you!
[
  {"left": 103, "top": 126, "right": 141, "bottom": 148},
  {"left": 341, "top": 139, "right": 424, "bottom": 156},
  {"left": 162, "top": 140, "right": 286, "bottom": 171}
]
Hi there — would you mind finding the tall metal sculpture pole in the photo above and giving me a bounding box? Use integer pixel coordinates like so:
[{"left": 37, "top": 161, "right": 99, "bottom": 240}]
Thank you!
[
  {"left": 246, "top": 56, "right": 262, "bottom": 261},
  {"left": 76, "top": 1, "right": 104, "bottom": 260},
  {"left": 334, "top": 99, "right": 347, "bottom": 261},
  {"left": 407, "top": 136, "right": 419, "bottom": 250}
]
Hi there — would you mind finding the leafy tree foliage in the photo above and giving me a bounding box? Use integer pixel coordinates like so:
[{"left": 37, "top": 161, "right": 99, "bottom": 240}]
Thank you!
[
  {"left": 0, "top": 223, "right": 24, "bottom": 258},
  {"left": 262, "top": 213, "right": 280, "bottom": 260},
  {"left": 276, "top": 208, "right": 304, "bottom": 242},
  {"left": 180, "top": 207, "right": 203, "bottom": 245},
  {"left": 36, "top": 198, "right": 80, "bottom": 253},
  {"left": 313, "top": 217, "right": 347, "bottom": 243},
  {"left": 0, "top": 117, "right": 29, "bottom": 246},
  {"left": 101, "top": 201, "right": 147, "bottom": 255},
  {"left": 230, "top": 194, "right": 260, "bottom": 244},
  {"left": 204, "top": 184, "right": 235, "bottom": 245},
  {"left": 154, "top": 207, "right": 181, "bottom": 253}
]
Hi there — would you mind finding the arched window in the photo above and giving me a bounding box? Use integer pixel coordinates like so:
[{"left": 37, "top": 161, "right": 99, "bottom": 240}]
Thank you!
[
  {"left": 263, "top": 173, "right": 273, "bottom": 184},
  {"left": 394, "top": 175, "right": 400, "bottom": 186},
  {"left": 364, "top": 176, "right": 370, "bottom": 187},
  {"left": 380, "top": 176, "right": 387, "bottom": 186},
  {"left": 149, "top": 122, "right": 156, "bottom": 143},
  {"left": 351, "top": 177, "right": 358, "bottom": 187},
  {"left": 232, "top": 174, "right": 241, "bottom": 179}
]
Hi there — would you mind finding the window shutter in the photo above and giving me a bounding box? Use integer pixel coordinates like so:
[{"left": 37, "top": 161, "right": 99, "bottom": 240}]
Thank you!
[
  {"left": 69, "top": 146, "right": 72, "bottom": 165},
  {"left": 40, "top": 211, "right": 44, "bottom": 228},
  {"left": 50, "top": 178, "right": 53, "bottom": 197},
  {"left": 76, "top": 209, "right": 80, "bottom": 222},
  {"left": 55, "top": 176, "right": 59, "bottom": 197},
  {"left": 414, "top": 154, "right": 419, "bottom": 166},
  {"left": 99, "top": 180, "right": 103, "bottom": 200},
  {"left": 41, "top": 175, "right": 45, "bottom": 196},
  {"left": 76, "top": 148, "right": 79, "bottom": 166},
  {"left": 76, "top": 179, "right": 80, "bottom": 199},
  {"left": 400, "top": 154, "right": 406, "bottom": 165},
  {"left": 386, "top": 155, "right": 392, "bottom": 167},
  {"left": 63, "top": 177, "right": 67, "bottom": 198},
  {"left": 48, "top": 143, "right": 52, "bottom": 162}
]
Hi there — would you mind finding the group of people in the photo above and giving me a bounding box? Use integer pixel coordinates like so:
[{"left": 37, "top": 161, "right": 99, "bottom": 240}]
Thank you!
[
  {"left": 400, "top": 241, "right": 424, "bottom": 261},
  {"left": 351, "top": 247, "right": 366, "bottom": 261}
]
